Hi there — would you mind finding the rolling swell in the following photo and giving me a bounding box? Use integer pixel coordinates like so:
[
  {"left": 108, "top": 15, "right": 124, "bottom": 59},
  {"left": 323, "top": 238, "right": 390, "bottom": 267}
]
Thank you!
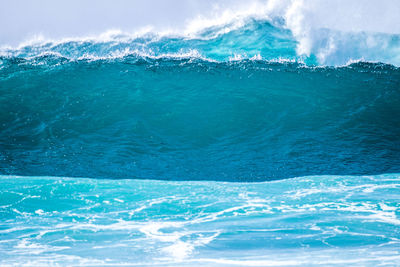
[{"left": 1, "top": 55, "right": 399, "bottom": 181}]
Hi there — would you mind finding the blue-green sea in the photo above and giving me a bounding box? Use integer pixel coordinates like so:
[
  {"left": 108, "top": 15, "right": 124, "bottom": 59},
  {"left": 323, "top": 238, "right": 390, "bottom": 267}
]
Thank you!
[
  {"left": 1, "top": 174, "right": 400, "bottom": 266},
  {"left": 1, "top": 18, "right": 400, "bottom": 266}
]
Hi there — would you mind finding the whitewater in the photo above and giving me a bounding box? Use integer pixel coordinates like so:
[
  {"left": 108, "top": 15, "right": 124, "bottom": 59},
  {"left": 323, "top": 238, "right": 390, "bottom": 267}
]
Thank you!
[
  {"left": 1, "top": 0, "right": 400, "bottom": 266},
  {"left": 1, "top": 174, "right": 400, "bottom": 266}
]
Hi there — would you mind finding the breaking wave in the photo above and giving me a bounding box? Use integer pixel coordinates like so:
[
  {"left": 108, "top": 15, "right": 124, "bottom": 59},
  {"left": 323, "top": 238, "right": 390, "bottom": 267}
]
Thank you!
[{"left": 1, "top": 0, "right": 400, "bottom": 66}]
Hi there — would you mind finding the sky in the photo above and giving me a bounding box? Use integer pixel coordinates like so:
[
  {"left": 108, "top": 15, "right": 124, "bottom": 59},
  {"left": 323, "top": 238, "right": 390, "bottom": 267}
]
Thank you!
[
  {"left": 1, "top": 0, "right": 399, "bottom": 46},
  {"left": 0, "top": 0, "right": 245, "bottom": 46}
]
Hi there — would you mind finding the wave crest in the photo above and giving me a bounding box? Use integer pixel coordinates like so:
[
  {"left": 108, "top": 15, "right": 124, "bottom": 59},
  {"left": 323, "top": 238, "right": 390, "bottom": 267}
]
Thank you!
[{"left": 1, "top": 1, "right": 400, "bottom": 66}]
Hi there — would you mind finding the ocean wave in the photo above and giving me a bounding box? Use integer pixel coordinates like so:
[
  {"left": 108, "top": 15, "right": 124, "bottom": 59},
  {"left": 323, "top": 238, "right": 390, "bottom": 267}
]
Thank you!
[
  {"left": 2, "top": 1, "right": 400, "bottom": 266},
  {"left": 1, "top": 57, "right": 399, "bottom": 181},
  {"left": 1, "top": 13, "right": 400, "bottom": 66}
]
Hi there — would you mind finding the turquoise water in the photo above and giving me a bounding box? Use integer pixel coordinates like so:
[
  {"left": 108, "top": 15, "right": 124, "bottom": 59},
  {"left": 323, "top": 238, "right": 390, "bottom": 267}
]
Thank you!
[
  {"left": 1, "top": 18, "right": 400, "bottom": 266},
  {"left": 1, "top": 174, "right": 400, "bottom": 266}
]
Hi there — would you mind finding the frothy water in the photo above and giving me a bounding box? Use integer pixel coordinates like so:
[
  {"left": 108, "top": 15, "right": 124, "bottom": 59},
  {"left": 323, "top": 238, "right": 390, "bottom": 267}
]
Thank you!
[
  {"left": 1, "top": 174, "right": 400, "bottom": 266},
  {"left": 2, "top": 0, "right": 400, "bottom": 66}
]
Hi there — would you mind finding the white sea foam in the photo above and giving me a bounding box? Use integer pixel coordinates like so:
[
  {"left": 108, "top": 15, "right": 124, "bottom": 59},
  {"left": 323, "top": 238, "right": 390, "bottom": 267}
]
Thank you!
[
  {"left": 1, "top": 1, "right": 399, "bottom": 66},
  {"left": 1, "top": 174, "right": 400, "bottom": 265}
]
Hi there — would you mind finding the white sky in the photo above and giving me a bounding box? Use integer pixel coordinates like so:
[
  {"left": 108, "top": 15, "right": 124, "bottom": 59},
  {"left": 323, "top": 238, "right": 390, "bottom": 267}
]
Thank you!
[
  {"left": 1, "top": 0, "right": 399, "bottom": 46},
  {"left": 0, "top": 0, "right": 244, "bottom": 45}
]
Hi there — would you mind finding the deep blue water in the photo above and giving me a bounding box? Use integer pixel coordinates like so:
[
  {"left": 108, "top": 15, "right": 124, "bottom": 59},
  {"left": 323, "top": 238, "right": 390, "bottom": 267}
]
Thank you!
[
  {"left": 1, "top": 18, "right": 400, "bottom": 266},
  {"left": 1, "top": 57, "right": 399, "bottom": 181}
]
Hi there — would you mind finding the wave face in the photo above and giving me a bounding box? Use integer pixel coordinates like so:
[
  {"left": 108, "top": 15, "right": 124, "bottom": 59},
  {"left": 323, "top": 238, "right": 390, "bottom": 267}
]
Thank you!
[
  {"left": 1, "top": 174, "right": 400, "bottom": 265},
  {"left": 1, "top": 51, "right": 400, "bottom": 181}
]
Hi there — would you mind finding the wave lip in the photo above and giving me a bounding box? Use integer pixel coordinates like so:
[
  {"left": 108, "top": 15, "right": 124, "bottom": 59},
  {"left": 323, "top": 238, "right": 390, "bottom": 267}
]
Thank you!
[
  {"left": 2, "top": 16, "right": 400, "bottom": 66},
  {"left": 0, "top": 19, "right": 300, "bottom": 63}
]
